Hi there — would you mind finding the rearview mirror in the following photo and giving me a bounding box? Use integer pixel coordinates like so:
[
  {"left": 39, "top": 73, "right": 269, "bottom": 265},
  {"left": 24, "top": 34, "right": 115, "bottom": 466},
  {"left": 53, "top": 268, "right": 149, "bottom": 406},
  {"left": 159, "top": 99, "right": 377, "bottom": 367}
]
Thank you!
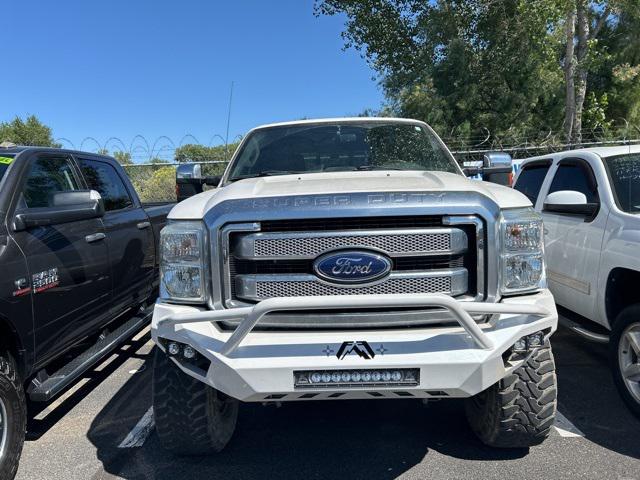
[
  {"left": 13, "top": 190, "right": 105, "bottom": 231},
  {"left": 543, "top": 190, "right": 599, "bottom": 218}
]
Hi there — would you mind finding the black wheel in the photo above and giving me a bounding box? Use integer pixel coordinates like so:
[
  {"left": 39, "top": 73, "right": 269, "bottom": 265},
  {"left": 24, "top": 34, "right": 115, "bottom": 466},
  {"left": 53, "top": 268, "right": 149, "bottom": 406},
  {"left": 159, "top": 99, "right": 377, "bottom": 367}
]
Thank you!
[
  {"left": 609, "top": 304, "right": 640, "bottom": 418},
  {"left": 152, "top": 347, "right": 238, "bottom": 455},
  {"left": 0, "top": 352, "right": 26, "bottom": 480},
  {"left": 465, "top": 341, "right": 557, "bottom": 448}
]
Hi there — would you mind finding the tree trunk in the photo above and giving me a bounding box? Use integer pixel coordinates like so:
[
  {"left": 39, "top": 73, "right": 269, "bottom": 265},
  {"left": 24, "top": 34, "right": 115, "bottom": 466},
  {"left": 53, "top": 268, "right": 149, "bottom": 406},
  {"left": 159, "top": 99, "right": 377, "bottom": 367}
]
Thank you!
[
  {"left": 573, "top": 0, "right": 590, "bottom": 144},
  {"left": 564, "top": 6, "right": 577, "bottom": 144}
]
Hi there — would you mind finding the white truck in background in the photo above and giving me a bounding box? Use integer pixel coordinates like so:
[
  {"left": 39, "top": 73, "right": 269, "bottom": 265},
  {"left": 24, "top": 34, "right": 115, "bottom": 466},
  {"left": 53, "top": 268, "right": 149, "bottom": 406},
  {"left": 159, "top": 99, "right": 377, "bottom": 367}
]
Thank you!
[
  {"left": 514, "top": 146, "right": 640, "bottom": 417},
  {"left": 151, "top": 118, "right": 559, "bottom": 454}
]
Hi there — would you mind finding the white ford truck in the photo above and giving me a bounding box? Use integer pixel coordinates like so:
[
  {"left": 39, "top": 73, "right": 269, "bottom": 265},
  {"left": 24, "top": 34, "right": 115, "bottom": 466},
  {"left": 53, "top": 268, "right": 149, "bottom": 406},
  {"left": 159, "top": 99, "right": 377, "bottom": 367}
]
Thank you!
[
  {"left": 151, "top": 118, "right": 558, "bottom": 453},
  {"left": 514, "top": 146, "right": 640, "bottom": 417}
]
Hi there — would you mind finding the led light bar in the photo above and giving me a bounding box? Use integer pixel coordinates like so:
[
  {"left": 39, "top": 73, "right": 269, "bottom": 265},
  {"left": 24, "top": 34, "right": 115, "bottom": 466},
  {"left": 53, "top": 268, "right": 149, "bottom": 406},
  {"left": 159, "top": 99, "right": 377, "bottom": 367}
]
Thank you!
[{"left": 294, "top": 368, "right": 420, "bottom": 389}]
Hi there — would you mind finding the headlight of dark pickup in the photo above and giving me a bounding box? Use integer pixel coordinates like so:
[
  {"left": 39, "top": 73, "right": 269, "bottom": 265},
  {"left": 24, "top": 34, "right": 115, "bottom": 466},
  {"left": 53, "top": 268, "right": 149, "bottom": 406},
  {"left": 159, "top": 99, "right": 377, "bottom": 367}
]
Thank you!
[{"left": 160, "top": 221, "right": 209, "bottom": 303}]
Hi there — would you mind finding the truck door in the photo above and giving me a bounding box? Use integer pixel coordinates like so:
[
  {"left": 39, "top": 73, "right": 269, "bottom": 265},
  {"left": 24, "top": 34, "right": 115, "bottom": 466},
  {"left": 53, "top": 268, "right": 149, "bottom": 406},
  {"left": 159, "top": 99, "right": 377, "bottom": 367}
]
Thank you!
[
  {"left": 10, "top": 153, "right": 111, "bottom": 364},
  {"left": 538, "top": 158, "right": 606, "bottom": 319},
  {"left": 77, "top": 158, "right": 154, "bottom": 315}
]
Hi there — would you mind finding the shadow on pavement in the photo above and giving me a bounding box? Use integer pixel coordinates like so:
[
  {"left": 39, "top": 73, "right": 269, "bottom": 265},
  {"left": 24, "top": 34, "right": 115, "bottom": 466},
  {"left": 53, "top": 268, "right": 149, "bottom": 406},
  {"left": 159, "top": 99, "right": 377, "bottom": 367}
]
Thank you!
[
  {"left": 25, "top": 330, "right": 152, "bottom": 441},
  {"left": 88, "top": 347, "right": 527, "bottom": 480},
  {"left": 87, "top": 325, "right": 640, "bottom": 479},
  {"left": 553, "top": 324, "right": 640, "bottom": 460}
]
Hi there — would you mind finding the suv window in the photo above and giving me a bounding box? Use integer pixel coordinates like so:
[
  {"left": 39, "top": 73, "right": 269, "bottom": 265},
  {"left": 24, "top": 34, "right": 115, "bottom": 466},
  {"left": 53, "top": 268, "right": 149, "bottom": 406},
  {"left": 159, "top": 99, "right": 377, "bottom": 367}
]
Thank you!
[
  {"left": 22, "top": 155, "right": 81, "bottom": 208},
  {"left": 514, "top": 162, "right": 551, "bottom": 203},
  {"left": 548, "top": 161, "right": 599, "bottom": 203},
  {"left": 79, "top": 159, "right": 133, "bottom": 211},
  {"left": 604, "top": 153, "right": 640, "bottom": 214}
]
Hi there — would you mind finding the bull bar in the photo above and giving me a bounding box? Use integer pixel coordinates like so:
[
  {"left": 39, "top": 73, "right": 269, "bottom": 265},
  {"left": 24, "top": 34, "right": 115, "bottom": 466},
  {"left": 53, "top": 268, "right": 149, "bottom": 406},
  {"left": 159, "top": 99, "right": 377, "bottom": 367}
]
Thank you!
[{"left": 156, "top": 293, "right": 552, "bottom": 356}]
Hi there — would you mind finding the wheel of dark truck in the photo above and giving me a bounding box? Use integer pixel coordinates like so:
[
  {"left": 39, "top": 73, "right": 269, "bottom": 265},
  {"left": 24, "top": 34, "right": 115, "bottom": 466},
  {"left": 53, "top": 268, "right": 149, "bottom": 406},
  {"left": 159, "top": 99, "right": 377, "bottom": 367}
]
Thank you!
[
  {"left": 152, "top": 347, "right": 238, "bottom": 455},
  {"left": 0, "top": 352, "right": 26, "bottom": 480},
  {"left": 465, "top": 341, "right": 557, "bottom": 448},
  {"left": 610, "top": 304, "right": 640, "bottom": 418}
]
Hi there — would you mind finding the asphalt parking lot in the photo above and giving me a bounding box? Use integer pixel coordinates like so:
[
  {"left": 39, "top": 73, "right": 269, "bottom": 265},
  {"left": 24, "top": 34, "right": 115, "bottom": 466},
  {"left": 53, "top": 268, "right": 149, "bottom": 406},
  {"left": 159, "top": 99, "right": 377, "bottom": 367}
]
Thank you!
[{"left": 14, "top": 322, "right": 640, "bottom": 480}]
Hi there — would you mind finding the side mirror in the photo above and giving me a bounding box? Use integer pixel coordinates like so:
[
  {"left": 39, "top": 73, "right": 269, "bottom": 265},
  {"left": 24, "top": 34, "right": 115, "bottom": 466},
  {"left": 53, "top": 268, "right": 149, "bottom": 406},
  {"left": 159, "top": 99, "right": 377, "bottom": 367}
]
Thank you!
[
  {"left": 482, "top": 152, "right": 513, "bottom": 185},
  {"left": 14, "top": 190, "right": 104, "bottom": 231},
  {"left": 543, "top": 190, "right": 599, "bottom": 218},
  {"left": 176, "top": 164, "right": 218, "bottom": 202}
]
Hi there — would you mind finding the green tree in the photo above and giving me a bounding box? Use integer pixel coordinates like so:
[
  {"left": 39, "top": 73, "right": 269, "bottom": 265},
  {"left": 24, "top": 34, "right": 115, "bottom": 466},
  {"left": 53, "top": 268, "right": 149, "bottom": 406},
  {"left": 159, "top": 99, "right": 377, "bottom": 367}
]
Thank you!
[
  {"left": 133, "top": 166, "right": 177, "bottom": 203},
  {"left": 174, "top": 142, "right": 240, "bottom": 163},
  {"left": 316, "top": 0, "right": 640, "bottom": 143},
  {"left": 113, "top": 151, "right": 133, "bottom": 165},
  {"left": 0, "top": 115, "right": 61, "bottom": 147}
]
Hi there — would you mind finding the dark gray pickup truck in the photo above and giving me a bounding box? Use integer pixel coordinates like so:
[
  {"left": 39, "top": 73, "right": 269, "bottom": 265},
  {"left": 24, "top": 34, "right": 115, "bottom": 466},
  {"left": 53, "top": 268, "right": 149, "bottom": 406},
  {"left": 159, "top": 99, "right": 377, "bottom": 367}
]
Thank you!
[{"left": 0, "top": 145, "right": 172, "bottom": 479}]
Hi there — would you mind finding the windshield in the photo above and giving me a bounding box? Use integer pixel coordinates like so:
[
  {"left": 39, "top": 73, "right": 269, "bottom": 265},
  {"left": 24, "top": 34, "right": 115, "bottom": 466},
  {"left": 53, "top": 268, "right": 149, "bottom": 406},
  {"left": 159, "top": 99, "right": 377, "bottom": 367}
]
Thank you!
[
  {"left": 605, "top": 153, "right": 640, "bottom": 214},
  {"left": 226, "top": 122, "right": 459, "bottom": 181},
  {"left": 0, "top": 154, "right": 15, "bottom": 183}
]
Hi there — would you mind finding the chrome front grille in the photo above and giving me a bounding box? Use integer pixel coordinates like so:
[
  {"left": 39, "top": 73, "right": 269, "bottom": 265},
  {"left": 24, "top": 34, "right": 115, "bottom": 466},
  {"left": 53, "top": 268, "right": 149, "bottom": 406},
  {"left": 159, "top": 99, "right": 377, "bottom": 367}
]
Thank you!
[
  {"left": 234, "top": 228, "right": 467, "bottom": 260},
  {"left": 236, "top": 270, "right": 467, "bottom": 302},
  {"left": 224, "top": 218, "right": 478, "bottom": 309}
]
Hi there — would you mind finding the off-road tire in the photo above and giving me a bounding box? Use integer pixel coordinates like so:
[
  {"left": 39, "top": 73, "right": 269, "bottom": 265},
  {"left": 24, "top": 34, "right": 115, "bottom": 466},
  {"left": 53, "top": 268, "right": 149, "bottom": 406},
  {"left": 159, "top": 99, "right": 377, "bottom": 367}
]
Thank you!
[
  {"left": 0, "top": 352, "right": 26, "bottom": 480},
  {"left": 152, "top": 347, "right": 238, "bottom": 455},
  {"left": 609, "top": 304, "right": 640, "bottom": 418},
  {"left": 465, "top": 341, "right": 557, "bottom": 448}
]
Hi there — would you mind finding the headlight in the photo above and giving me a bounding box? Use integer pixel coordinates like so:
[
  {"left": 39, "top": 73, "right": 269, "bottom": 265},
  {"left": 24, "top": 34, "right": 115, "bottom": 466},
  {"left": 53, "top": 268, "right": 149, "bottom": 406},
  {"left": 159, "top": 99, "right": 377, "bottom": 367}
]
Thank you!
[
  {"left": 160, "top": 221, "right": 208, "bottom": 303},
  {"left": 499, "top": 208, "right": 545, "bottom": 295}
]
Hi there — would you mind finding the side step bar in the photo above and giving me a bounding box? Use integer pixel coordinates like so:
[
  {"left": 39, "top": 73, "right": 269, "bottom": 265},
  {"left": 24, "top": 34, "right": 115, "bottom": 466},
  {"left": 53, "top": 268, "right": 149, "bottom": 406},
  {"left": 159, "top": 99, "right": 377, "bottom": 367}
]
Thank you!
[
  {"left": 559, "top": 316, "right": 609, "bottom": 344},
  {"left": 28, "top": 306, "right": 153, "bottom": 402}
]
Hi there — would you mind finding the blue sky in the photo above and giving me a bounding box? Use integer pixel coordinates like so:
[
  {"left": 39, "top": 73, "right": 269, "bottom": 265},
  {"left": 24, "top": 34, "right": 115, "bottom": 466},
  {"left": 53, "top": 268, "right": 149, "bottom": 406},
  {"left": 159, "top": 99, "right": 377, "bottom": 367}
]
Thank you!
[{"left": 1, "top": 0, "right": 383, "bottom": 160}]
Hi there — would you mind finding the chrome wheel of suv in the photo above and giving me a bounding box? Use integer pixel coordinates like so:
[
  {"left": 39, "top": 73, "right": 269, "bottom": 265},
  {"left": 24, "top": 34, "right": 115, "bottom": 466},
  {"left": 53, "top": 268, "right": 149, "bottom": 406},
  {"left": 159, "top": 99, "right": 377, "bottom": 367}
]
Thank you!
[
  {"left": 0, "top": 397, "right": 7, "bottom": 461},
  {"left": 618, "top": 322, "right": 640, "bottom": 404}
]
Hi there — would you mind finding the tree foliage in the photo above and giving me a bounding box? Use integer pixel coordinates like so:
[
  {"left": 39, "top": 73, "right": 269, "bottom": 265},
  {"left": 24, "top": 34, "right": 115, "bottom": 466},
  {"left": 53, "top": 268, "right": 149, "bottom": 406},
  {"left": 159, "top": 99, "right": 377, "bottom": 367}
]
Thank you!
[
  {"left": 316, "top": 0, "right": 640, "bottom": 143},
  {"left": 0, "top": 115, "right": 60, "bottom": 147},
  {"left": 174, "top": 142, "right": 240, "bottom": 163}
]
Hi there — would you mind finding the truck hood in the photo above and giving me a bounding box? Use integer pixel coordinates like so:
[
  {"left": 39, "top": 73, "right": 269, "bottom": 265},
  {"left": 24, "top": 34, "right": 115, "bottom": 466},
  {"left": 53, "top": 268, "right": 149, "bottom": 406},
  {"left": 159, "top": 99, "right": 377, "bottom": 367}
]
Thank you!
[{"left": 169, "top": 170, "right": 531, "bottom": 220}]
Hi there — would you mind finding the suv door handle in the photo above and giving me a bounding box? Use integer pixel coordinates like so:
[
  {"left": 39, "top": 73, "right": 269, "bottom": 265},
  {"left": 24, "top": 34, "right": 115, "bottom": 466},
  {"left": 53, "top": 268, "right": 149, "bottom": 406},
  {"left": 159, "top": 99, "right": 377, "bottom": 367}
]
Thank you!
[
  {"left": 85, "top": 232, "right": 106, "bottom": 243},
  {"left": 137, "top": 221, "right": 151, "bottom": 230}
]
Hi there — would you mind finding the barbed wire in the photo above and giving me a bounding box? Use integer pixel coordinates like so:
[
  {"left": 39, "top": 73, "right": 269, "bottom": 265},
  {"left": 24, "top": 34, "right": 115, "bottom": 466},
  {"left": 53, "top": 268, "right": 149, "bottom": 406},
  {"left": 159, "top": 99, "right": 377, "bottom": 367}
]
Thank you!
[{"left": 56, "top": 120, "right": 640, "bottom": 164}]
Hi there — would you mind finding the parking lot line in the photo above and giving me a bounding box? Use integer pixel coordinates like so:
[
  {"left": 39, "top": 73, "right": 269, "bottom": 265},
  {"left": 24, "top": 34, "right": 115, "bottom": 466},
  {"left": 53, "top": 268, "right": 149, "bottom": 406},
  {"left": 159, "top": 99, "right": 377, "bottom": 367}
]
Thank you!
[
  {"left": 118, "top": 407, "right": 155, "bottom": 448},
  {"left": 554, "top": 411, "right": 585, "bottom": 438}
]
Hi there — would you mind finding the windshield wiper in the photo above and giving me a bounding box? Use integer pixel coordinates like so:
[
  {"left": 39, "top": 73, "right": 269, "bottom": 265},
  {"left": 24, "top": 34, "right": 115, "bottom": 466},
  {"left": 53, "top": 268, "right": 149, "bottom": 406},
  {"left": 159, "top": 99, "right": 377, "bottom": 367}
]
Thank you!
[{"left": 228, "top": 170, "right": 300, "bottom": 182}]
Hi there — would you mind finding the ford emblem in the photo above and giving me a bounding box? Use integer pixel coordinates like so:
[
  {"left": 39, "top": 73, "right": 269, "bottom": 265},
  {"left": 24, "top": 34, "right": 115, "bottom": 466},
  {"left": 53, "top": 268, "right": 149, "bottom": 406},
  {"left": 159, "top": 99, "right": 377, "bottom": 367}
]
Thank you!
[{"left": 313, "top": 250, "right": 392, "bottom": 284}]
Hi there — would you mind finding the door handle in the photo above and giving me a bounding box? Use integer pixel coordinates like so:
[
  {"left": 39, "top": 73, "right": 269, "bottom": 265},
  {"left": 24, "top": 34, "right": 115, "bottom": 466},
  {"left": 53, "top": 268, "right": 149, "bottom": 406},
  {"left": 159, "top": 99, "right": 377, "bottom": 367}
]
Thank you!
[
  {"left": 85, "top": 232, "right": 106, "bottom": 243},
  {"left": 137, "top": 221, "right": 151, "bottom": 230}
]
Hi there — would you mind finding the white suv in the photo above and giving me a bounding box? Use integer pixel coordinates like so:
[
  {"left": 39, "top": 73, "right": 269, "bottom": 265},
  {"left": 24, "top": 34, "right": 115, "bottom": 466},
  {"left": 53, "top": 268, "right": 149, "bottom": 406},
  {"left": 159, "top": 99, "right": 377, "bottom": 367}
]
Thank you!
[{"left": 515, "top": 145, "right": 640, "bottom": 416}]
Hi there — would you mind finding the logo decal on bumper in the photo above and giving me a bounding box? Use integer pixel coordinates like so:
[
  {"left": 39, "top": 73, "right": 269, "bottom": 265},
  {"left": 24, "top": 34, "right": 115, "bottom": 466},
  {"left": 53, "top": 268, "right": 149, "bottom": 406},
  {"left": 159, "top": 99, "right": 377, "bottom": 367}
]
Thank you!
[{"left": 336, "top": 341, "right": 375, "bottom": 360}]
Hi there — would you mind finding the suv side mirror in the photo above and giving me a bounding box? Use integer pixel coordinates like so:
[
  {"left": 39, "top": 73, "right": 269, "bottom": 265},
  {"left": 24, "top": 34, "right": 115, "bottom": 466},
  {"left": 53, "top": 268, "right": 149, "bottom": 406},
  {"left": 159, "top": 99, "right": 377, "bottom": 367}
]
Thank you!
[
  {"left": 543, "top": 190, "right": 599, "bottom": 217},
  {"left": 14, "top": 190, "right": 105, "bottom": 231},
  {"left": 176, "top": 164, "right": 222, "bottom": 202}
]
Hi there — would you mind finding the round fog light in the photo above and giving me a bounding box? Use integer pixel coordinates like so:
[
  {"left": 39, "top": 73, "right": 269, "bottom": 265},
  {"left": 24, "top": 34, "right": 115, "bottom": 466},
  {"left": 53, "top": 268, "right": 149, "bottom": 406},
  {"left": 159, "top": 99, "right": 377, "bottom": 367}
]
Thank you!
[
  {"left": 321, "top": 373, "right": 331, "bottom": 383},
  {"left": 341, "top": 372, "right": 351, "bottom": 382},
  {"left": 381, "top": 371, "right": 392, "bottom": 382},
  {"left": 371, "top": 371, "right": 381, "bottom": 382},
  {"left": 351, "top": 372, "right": 361, "bottom": 382},
  {"left": 310, "top": 373, "right": 322, "bottom": 383},
  {"left": 167, "top": 342, "right": 180, "bottom": 356},
  {"left": 391, "top": 371, "right": 402, "bottom": 382},
  {"left": 331, "top": 372, "right": 341, "bottom": 383},
  {"left": 183, "top": 346, "right": 196, "bottom": 359}
]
